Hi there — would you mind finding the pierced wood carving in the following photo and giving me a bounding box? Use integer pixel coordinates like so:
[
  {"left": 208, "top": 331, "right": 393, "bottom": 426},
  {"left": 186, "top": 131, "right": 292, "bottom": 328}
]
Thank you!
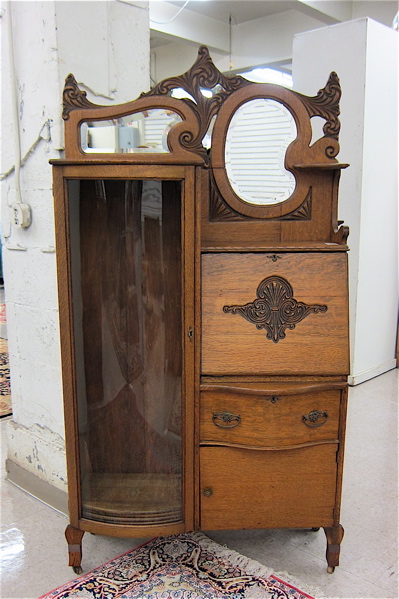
[
  {"left": 223, "top": 275, "right": 328, "bottom": 343},
  {"left": 141, "top": 46, "right": 251, "bottom": 163},
  {"left": 63, "top": 74, "right": 98, "bottom": 121},
  {"left": 295, "top": 72, "right": 341, "bottom": 155}
]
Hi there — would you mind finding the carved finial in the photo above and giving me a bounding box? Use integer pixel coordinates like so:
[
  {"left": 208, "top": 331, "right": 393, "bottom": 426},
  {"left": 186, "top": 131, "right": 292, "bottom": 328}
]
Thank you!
[{"left": 63, "top": 74, "right": 97, "bottom": 120}]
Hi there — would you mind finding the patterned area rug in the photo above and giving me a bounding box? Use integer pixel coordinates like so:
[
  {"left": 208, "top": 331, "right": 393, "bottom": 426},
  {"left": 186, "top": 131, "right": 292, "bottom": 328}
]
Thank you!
[
  {"left": 0, "top": 336, "right": 12, "bottom": 418},
  {"left": 39, "top": 532, "right": 321, "bottom": 599}
]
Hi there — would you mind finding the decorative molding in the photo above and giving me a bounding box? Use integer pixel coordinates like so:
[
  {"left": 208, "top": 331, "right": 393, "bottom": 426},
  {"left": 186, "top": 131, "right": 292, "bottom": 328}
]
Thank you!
[
  {"left": 295, "top": 72, "right": 341, "bottom": 142},
  {"left": 223, "top": 275, "right": 328, "bottom": 343},
  {"left": 63, "top": 74, "right": 98, "bottom": 121},
  {"left": 141, "top": 46, "right": 251, "bottom": 163}
]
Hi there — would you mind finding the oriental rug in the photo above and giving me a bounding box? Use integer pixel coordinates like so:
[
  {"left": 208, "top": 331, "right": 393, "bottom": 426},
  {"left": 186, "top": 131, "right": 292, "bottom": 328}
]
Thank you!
[
  {"left": 0, "top": 336, "right": 12, "bottom": 418},
  {"left": 39, "top": 532, "right": 322, "bottom": 599}
]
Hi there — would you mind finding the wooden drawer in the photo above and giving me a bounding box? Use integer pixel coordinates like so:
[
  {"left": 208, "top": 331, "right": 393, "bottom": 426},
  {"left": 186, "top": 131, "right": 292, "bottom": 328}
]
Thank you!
[
  {"left": 200, "top": 445, "right": 337, "bottom": 530},
  {"left": 200, "top": 384, "right": 342, "bottom": 448},
  {"left": 201, "top": 252, "right": 349, "bottom": 375}
]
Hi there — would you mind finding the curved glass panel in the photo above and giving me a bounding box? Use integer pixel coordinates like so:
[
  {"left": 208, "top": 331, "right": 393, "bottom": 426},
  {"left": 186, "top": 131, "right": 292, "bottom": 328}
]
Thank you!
[
  {"left": 225, "top": 99, "right": 297, "bottom": 205},
  {"left": 80, "top": 109, "right": 182, "bottom": 154},
  {"left": 68, "top": 179, "right": 183, "bottom": 525}
]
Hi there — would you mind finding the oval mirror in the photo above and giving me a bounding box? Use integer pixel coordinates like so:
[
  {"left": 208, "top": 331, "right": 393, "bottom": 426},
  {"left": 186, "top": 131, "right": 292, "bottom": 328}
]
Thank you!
[
  {"left": 80, "top": 109, "right": 182, "bottom": 154},
  {"left": 225, "top": 99, "right": 297, "bottom": 205}
]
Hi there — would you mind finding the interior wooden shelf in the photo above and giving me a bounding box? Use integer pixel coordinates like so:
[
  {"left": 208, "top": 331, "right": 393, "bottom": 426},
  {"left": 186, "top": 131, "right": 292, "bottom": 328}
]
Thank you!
[{"left": 81, "top": 473, "right": 182, "bottom": 525}]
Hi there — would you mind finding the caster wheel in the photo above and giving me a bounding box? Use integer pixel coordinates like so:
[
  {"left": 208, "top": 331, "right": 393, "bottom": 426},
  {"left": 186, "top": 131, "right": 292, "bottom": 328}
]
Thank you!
[
  {"left": 311, "top": 527, "right": 320, "bottom": 532},
  {"left": 327, "top": 566, "right": 335, "bottom": 574},
  {"left": 73, "top": 566, "right": 83, "bottom": 575}
]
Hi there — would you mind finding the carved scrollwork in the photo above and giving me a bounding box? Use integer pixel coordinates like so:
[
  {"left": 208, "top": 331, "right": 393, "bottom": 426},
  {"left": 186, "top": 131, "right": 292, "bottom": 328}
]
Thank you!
[
  {"left": 141, "top": 46, "right": 251, "bottom": 163},
  {"left": 295, "top": 72, "right": 341, "bottom": 151},
  {"left": 63, "top": 74, "right": 98, "bottom": 121},
  {"left": 223, "top": 275, "right": 327, "bottom": 343}
]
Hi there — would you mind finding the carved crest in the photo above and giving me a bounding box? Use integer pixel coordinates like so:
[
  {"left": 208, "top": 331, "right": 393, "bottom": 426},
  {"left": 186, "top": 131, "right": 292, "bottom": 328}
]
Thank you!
[
  {"left": 141, "top": 46, "right": 251, "bottom": 163},
  {"left": 63, "top": 74, "right": 98, "bottom": 121},
  {"left": 223, "top": 275, "right": 327, "bottom": 343},
  {"left": 295, "top": 72, "right": 341, "bottom": 142}
]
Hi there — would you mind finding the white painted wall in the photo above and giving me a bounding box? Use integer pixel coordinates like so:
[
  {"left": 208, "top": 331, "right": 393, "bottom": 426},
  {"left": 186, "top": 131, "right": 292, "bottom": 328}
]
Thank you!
[
  {"left": 293, "top": 19, "right": 398, "bottom": 384},
  {"left": 1, "top": 0, "right": 150, "bottom": 492}
]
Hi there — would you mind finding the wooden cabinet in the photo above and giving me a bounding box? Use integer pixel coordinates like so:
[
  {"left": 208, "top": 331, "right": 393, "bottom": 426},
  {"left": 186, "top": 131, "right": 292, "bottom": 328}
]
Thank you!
[{"left": 52, "top": 46, "right": 349, "bottom": 574}]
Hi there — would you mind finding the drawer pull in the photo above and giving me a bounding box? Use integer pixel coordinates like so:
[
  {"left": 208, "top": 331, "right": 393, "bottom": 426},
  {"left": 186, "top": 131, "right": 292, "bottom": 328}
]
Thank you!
[
  {"left": 212, "top": 411, "right": 241, "bottom": 428},
  {"left": 302, "top": 410, "right": 329, "bottom": 428},
  {"left": 203, "top": 487, "right": 213, "bottom": 497}
]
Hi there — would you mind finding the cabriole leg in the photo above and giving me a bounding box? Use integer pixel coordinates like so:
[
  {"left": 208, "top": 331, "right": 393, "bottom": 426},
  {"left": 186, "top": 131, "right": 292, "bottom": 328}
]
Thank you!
[
  {"left": 323, "top": 524, "right": 344, "bottom": 573},
  {"left": 65, "top": 524, "right": 85, "bottom": 574}
]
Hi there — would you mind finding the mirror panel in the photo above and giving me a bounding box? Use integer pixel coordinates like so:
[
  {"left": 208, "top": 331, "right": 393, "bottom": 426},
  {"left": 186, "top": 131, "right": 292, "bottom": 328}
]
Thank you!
[
  {"left": 80, "top": 109, "right": 182, "bottom": 154},
  {"left": 225, "top": 99, "right": 297, "bottom": 205}
]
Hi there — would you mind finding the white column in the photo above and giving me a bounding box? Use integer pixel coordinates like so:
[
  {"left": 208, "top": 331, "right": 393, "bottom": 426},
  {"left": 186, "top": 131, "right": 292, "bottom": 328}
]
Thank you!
[{"left": 293, "top": 18, "right": 398, "bottom": 384}]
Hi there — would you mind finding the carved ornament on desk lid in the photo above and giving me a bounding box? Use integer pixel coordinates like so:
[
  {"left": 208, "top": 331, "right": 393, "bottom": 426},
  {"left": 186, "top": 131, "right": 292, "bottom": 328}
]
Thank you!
[
  {"left": 141, "top": 46, "right": 251, "bottom": 164},
  {"left": 223, "top": 275, "right": 328, "bottom": 343}
]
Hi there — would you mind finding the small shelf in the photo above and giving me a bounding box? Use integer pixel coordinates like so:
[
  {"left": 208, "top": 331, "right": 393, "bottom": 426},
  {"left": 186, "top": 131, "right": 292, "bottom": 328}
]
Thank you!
[
  {"left": 293, "top": 163, "right": 349, "bottom": 170},
  {"left": 82, "top": 473, "right": 182, "bottom": 525}
]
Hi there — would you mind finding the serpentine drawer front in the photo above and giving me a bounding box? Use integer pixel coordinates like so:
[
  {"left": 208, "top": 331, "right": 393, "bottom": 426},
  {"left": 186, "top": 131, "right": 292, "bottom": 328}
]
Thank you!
[
  {"left": 202, "top": 252, "right": 349, "bottom": 376},
  {"left": 200, "top": 385, "right": 342, "bottom": 448}
]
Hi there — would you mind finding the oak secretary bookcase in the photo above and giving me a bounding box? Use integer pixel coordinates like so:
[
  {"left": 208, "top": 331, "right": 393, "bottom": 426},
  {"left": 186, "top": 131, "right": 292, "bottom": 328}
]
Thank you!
[{"left": 52, "top": 47, "right": 349, "bottom": 574}]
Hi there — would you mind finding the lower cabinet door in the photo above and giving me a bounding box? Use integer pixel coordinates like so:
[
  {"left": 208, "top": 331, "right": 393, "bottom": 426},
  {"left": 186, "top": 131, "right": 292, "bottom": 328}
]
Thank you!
[{"left": 200, "top": 444, "right": 337, "bottom": 530}]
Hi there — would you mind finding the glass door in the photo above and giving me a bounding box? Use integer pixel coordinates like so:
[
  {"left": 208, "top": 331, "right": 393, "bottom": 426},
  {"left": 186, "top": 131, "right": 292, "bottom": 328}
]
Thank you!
[{"left": 68, "top": 178, "right": 184, "bottom": 526}]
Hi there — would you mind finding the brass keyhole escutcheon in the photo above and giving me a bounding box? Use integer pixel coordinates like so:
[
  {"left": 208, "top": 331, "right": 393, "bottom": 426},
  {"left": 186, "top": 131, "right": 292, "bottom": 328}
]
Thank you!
[{"left": 203, "top": 487, "right": 213, "bottom": 497}]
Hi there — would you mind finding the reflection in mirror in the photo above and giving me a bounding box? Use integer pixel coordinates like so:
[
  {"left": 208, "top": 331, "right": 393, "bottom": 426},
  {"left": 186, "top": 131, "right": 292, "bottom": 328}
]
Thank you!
[
  {"left": 225, "top": 99, "right": 297, "bottom": 205},
  {"left": 80, "top": 109, "right": 182, "bottom": 154}
]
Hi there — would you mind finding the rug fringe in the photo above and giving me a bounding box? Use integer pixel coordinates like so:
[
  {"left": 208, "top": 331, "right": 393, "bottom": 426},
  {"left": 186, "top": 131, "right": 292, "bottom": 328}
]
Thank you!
[{"left": 191, "top": 532, "right": 325, "bottom": 599}]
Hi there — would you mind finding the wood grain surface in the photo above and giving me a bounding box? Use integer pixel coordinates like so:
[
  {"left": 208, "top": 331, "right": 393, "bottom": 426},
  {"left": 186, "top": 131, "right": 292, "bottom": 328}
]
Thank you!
[
  {"left": 202, "top": 252, "right": 349, "bottom": 375},
  {"left": 200, "top": 444, "right": 337, "bottom": 530}
]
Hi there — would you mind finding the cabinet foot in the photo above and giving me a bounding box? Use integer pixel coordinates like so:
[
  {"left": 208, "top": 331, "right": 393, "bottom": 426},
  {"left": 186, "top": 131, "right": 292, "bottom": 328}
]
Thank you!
[
  {"left": 323, "top": 524, "right": 344, "bottom": 573},
  {"left": 327, "top": 566, "right": 335, "bottom": 574},
  {"left": 65, "top": 524, "right": 85, "bottom": 573}
]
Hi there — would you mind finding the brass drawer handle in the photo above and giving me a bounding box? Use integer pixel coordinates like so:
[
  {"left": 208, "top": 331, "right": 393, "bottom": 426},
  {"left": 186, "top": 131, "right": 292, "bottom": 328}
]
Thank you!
[
  {"left": 302, "top": 410, "right": 329, "bottom": 428},
  {"left": 212, "top": 411, "right": 241, "bottom": 428},
  {"left": 203, "top": 487, "right": 213, "bottom": 497}
]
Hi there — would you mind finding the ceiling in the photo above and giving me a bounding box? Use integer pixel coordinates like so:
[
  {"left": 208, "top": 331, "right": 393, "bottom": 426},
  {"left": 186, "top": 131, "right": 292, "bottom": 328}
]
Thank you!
[
  {"left": 149, "top": 1, "right": 398, "bottom": 78},
  {"left": 167, "top": 0, "right": 298, "bottom": 25},
  {"left": 150, "top": 0, "right": 398, "bottom": 47}
]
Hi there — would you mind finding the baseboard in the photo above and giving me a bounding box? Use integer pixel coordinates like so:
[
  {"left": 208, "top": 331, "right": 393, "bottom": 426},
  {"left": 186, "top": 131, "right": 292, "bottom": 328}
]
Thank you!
[
  {"left": 348, "top": 359, "right": 397, "bottom": 386},
  {"left": 6, "top": 458, "right": 68, "bottom": 516}
]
